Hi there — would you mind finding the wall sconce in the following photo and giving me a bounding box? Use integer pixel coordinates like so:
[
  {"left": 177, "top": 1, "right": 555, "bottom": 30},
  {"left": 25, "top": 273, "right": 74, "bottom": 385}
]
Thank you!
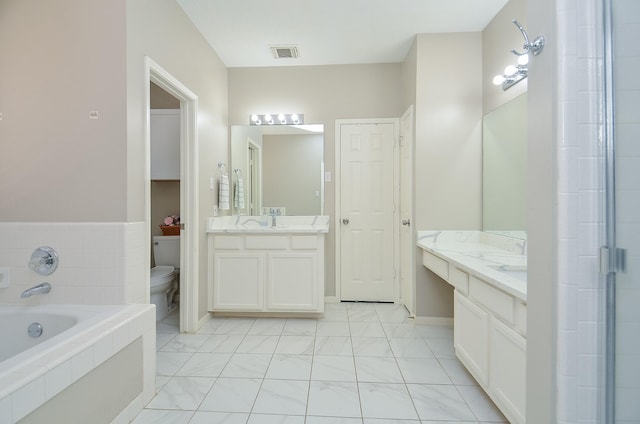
[
  {"left": 250, "top": 113, "right": 304, "bottom": 125},
  {"left": 493, "top": 19, "right": 545, "bottom": 91}
]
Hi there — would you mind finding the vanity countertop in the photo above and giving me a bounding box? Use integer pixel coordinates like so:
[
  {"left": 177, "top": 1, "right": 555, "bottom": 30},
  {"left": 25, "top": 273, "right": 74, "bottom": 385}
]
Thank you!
[
  {"left": 417, "top": 230, "right": 527, "bottom": 301},
  {"left": 207, "top": 215, "right": 330, "bottom": 234}
]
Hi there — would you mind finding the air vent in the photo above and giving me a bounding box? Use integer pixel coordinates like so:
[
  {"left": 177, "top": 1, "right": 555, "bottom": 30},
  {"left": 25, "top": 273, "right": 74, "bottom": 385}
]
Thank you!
[{"left": 270, "top": 46, "right": 299, "bottom": 59}]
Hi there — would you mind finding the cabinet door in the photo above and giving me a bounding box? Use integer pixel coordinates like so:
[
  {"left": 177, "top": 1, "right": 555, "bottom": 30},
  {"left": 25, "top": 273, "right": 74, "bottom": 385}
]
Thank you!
[
  {"left": 212, "top": 253, "right": 264, "bottom": 311},
  {"left": 490, "top": 317, "right": 526, "bottom": 424},
  {"left": 454, "top": 290, "right": 489, "bottom": 386},
  {"left": 150, "top": 110, "right": 180, "bottom": 180},
  {"left": 267, "top": 252, "right": 320, "bottom": 311}
]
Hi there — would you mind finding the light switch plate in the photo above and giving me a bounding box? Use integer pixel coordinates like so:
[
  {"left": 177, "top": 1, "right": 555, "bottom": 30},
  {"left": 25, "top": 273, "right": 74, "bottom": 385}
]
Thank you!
[{"left": 0, "top": 267, "right": 10, "bottom": 288}]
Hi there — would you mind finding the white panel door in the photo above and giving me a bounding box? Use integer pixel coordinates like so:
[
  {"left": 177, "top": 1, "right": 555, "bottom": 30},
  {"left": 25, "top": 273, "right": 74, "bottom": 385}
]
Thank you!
[{"left": 339, "top": 123, "right": 395, "bottom": 301}]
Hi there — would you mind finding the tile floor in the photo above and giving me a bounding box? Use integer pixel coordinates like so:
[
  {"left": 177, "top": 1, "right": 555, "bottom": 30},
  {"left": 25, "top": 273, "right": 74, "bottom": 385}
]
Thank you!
[{"left": 133, "top": 302, "right": 508, "bottom": 424}]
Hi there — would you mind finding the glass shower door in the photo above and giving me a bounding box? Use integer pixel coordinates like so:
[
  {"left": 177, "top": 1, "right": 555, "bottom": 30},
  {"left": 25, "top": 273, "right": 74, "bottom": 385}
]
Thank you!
[{"left": 605, "top": 0, "right": 640, "bottom": 421}]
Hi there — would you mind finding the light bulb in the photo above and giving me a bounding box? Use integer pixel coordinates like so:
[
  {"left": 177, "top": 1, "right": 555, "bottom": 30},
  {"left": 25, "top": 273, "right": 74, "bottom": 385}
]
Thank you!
[
  {"left": 291, "top": 114, "right": 300, "bottom": 124},
  {"left": 251, "top": 114, "right": 260, "bottom": 123},
  {"left": 504, "top": 65, "right": 518, "bottom": 76},
  {"left": 278, "top": 114, "right": 286, "bottom": 124},
  {"left": 264, "top": 114, "right": 273, "bottom": 124},
  {"left": 517, "top": 54, "right": 529, "bottom": 66},
  {"left": 493, "top": 75, "right": 506, "bottom": 85}
]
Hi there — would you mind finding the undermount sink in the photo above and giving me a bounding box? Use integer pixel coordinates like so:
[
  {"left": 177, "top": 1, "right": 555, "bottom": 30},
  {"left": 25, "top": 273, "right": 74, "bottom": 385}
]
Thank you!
[{"left": 488, "top": 264, "right": 527, "bottom": 280}]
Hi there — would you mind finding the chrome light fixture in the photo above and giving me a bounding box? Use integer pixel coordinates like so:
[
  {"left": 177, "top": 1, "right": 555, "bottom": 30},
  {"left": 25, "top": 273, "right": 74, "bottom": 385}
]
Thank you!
[
  {"left": 493, "top": 19, "right": 545, "bottom": 91},
  {"left": 250, "top": 113, "right": 304, "bottom": 126}
]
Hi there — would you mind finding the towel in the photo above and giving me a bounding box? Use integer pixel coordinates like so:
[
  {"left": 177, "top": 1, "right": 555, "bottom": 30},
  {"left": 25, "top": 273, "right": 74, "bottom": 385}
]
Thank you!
[
  {"left": 234, "top": 176, "right": 246, "bottom": 210},
  {"left": 219, "top": 175, "right": 230, "bottom": 210}
]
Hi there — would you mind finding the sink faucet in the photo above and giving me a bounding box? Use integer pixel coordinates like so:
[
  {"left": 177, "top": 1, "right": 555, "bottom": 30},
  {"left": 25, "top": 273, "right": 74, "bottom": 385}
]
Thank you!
[
  {"left": 271, "top": 213, "right": 277, "bottom": 228},
  {"left": 21, "top": 282, "right": 51, "bottom": 298}
]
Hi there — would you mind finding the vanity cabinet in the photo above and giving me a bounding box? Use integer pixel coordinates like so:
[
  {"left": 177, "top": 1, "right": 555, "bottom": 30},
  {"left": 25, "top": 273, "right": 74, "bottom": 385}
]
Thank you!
[
  {"left": 208, "top": 234, "right": 324, "bottom": 313},
  {"left": 420, "top": 240, "right": 526, "bottom": 424},
  {"left": 150, "top": 109, "right": 180, "bottom": 180}
]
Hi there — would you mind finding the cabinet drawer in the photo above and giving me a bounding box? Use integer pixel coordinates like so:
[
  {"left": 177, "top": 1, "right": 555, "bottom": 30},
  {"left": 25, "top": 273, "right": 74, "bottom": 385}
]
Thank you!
[
  {"left": 291, "top": 236, "right": 318, "bottom": 250},
  {"left": 213, "top": 236, "right": 243, "bottom": 250},
  {"left": 245, "top": 236, "right": 288, "bottom": 250},
  {"left": 469, "top": 276, "right": 515, "bottom": 324},
  {"left": 515, "top": 302, "right": 527, "bottom": 336},
  {"left": 451, "top": 267, "right": 469, "bottom": 294},
  {"left": 422, "top": 251, "right": 449, "bottom": 281}
]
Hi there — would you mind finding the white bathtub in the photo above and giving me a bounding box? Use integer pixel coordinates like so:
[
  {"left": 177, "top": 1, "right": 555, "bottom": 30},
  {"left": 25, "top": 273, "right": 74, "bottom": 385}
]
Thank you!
[{"left": 0, "top": 304, "right": 156, "bottom": 423}]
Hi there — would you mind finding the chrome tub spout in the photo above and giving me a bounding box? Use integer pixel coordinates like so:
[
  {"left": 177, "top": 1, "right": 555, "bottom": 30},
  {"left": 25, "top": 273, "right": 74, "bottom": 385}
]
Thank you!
[{"left": 21, "top": 282, "right": 51, "bottom": 298}]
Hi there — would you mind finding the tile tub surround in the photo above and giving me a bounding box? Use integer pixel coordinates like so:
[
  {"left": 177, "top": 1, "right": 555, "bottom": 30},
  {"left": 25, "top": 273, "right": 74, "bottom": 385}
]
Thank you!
[
  {"left": 0, "top": 304, "right": 156, "bottom": 423},
  {"left": 135, "top": 302, "right": 508, "bottom": 423},
  {"left": 207, "top": 215, "right": 330, "bottom": 233},
  {"left": 0, "top": 222, "right": 147, "bottom": 305},
  {"left": 417, "top": 230, "right": 527, "bottom": 300}
]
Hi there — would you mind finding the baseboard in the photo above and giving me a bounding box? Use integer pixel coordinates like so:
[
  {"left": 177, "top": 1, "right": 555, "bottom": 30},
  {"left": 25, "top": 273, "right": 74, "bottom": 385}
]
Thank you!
[
  {"left": 197, "top": 311, "right": 211, "bottom": 329},
  {"left": 414, "top": 316, "right": 454, "bottom": 326},
  {"left": 324, "top": 296, "right": 339, "bottom": 304}
]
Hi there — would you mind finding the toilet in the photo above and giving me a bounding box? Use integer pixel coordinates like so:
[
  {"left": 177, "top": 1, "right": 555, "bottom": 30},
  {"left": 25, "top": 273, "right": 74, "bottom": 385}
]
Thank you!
[{"left": 151, "top": 235, "right": 180, "bottom": 321}]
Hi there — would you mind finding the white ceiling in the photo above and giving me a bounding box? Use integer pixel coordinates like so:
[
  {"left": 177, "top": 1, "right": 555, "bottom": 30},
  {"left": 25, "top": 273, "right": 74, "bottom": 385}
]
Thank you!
[{"left": 176, "top": 0, "right": 510, "bottom": 68}]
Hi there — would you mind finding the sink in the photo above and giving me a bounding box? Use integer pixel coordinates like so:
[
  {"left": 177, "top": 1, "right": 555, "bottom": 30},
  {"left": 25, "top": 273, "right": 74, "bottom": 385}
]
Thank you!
[{"left": 488, "top": 264, "right": 527, "bottom": 281}]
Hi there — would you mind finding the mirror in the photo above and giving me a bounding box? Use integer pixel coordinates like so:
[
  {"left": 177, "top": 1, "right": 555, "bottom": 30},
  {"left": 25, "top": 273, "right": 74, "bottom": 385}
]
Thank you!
[
  {"left": 230, "top": 124, "right": 324, "bottom": 216},
  {"left": 483, "top": 93, "right": 527, "bottom": 234}
]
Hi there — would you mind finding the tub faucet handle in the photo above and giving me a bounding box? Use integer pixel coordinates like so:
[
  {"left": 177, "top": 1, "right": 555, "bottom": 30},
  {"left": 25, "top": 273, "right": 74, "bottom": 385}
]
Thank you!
[{"left": 28, "top": 247, "right": 59, "bottom": 275}]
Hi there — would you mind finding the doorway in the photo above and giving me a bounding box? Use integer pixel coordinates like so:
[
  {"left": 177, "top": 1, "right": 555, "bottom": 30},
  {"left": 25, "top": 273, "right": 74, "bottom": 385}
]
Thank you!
[
  {"left": 146, "top": 57, "right": 199, "bottom": 333},
  {"left": 335, "top": 119, "right": 399, "bottom": 302}
]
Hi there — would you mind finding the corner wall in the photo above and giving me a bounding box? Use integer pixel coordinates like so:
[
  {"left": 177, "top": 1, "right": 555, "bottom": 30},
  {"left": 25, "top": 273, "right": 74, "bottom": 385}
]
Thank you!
[{"left": 412, "top": 32, "right": 484, "bottom": 318}]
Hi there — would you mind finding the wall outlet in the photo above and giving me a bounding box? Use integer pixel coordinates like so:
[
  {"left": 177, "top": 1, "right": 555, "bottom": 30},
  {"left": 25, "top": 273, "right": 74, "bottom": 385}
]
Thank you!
[{"left": 0, "top": 267, "right": 10, "bottom": 288}]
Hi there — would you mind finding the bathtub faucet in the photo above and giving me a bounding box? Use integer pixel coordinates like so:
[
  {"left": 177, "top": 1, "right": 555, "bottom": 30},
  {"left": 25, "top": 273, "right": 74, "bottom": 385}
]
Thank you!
[{"left": 21, "top": 282, "right": 51, "bottom": 298}]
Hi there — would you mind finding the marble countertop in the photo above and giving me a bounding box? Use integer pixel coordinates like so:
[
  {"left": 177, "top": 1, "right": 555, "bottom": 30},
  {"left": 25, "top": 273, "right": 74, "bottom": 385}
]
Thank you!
[
  {"left": 417, "top": 230, "right": 527, "bottom": 301},
  {"left": 207, "top": 215, "right": 330, "bottom": 234}
]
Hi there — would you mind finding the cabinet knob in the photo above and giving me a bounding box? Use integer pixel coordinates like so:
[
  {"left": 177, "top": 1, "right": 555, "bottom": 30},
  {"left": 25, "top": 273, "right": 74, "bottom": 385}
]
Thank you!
[
  {"left": 402, "top": 219, "right": 411, "bottom": 226},
  {"left": 342, "top": 218, "right": 350, "bottom": 225}
]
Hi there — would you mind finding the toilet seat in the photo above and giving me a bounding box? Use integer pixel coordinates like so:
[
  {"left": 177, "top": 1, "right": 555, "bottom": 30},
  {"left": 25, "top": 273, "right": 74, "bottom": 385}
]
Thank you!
[{"left": 150, "top": 265, "right": 175, "bottom": 287}]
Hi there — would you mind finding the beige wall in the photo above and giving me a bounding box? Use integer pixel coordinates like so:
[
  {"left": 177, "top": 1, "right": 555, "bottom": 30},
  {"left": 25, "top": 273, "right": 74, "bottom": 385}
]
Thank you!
[
  {"left": 483, "top": 0, "right": 528, "bottom": 114},
  {"left": 126, "top": 0, "right": 229, "bottom": 319},
  {"left": 412, "top": 32, "right": 484, "bottom": 318},
  {"left": 229, "top": 64, "right": 402, "bottom": 296},
  {"left": 526, "top": 0, "right": 557, "bottom": 420},
  {"left": 0, "top": 0, "right": 128, "bottom": 222}
]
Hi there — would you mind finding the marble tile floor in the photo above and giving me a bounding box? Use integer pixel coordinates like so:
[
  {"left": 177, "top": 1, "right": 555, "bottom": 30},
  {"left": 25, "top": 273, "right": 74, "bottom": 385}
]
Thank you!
[{"left": 133, "top": 302, "right": 508, "bottom": 424}]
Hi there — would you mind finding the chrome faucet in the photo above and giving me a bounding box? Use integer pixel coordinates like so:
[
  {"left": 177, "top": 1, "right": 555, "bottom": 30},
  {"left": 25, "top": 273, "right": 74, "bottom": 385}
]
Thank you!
[
  {"left": 21, "top": 282, "right": 51, "bottom": 298},
  {"left": 271, "top": 213, "right": 277, "bottom": 228}
]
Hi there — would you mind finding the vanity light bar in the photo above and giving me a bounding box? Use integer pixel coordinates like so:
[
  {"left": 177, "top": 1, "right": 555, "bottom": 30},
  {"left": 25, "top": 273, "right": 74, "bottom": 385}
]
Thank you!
[{"left": 250, "top": 114, "right": 304, "bottom": 126}]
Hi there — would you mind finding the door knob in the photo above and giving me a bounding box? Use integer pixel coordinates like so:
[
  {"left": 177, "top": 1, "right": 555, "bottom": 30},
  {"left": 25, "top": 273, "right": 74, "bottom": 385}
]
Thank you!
[
  {"left": 402, "top": 219, "right": 411, "bottom": 226},
  {"left": 342, "top": 218, "right": 350, "bottom": 225}
]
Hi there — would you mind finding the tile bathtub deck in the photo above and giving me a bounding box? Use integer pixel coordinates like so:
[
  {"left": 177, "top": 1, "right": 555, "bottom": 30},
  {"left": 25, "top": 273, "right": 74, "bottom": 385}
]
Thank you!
[{"left": 133, "top": 303, "right": 508, "bottom": 424}]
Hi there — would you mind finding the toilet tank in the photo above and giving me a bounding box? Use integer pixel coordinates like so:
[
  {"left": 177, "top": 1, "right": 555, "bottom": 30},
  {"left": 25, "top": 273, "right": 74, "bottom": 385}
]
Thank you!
[{"left": 153, "top": 235, "right": 180, "bottom": 268}]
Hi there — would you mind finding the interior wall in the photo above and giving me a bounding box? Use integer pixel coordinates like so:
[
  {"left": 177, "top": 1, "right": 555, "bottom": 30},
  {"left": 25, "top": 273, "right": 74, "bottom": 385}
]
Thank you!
[
  {"left": 412, "top": 32, "right": 484, "bottom": 318},
  {"left": 0, "top": 0, "right": 128, "bottom": 222},
  {"left": 526, "top": 0, "right": 557, "bottom": 420},
  {"left": 228, "top": 64, "right": 402, "bottom": 297},
  {"left": 483, "top": 0, "right": 528, "bottom": 114}
]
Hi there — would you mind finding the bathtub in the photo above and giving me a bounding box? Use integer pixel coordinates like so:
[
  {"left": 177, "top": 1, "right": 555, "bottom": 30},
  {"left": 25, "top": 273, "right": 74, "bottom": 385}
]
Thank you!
[{"left": 0, "top": 304, "right": 156, "bottom": 424}]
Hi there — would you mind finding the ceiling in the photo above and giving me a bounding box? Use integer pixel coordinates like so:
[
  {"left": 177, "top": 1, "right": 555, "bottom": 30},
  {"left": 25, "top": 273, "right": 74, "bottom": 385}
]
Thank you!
[{"left": 176, "top": 0, "right": 510, "bottom": 68}]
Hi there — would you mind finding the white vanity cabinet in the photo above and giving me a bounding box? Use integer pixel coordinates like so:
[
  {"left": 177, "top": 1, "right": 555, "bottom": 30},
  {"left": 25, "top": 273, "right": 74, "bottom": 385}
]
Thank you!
[
  {"left": 418, "top": 232, "right": 527, "bottom": 424},
  {"left": 208, "top": 233, "right": 325, "bottom": 313}
]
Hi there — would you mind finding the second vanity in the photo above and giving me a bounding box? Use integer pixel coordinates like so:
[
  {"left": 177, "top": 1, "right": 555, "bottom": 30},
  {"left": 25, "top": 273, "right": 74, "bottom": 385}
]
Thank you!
[
  {"left": 207, "top": 215, "right": 329, "bottom": 314},
  {"left": 418, "top": 230, "right": 527, "bottom": 424}
]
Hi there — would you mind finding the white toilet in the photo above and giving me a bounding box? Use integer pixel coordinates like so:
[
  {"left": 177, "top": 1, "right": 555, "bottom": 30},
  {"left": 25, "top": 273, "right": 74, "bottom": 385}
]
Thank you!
[{"left": 151, "top": 235, "right": 179, "bottom": 321}]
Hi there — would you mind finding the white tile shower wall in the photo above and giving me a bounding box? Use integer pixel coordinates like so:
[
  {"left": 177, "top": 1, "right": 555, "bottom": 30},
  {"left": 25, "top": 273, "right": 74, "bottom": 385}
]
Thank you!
[
  {"left": 0, "top": 222, "right": 146, "bottom": 305},
  {"left": 556, "top": 0, "right": 605, "bottom": 423}
]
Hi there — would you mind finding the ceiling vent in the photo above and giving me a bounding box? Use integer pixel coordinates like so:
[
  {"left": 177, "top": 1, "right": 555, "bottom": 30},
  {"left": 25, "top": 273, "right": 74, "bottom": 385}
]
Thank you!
[{"left": 270, "top": 45, "right": 299, "bottom": 59}]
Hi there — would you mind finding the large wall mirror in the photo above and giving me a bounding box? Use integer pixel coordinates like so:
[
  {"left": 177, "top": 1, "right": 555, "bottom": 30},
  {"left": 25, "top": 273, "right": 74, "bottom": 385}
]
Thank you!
[
  {"left": 483, "top": 93, "right": 527, "bottom": 234},
  {"left": 230, "top": 125, "right": 324, "bottom": 216}
]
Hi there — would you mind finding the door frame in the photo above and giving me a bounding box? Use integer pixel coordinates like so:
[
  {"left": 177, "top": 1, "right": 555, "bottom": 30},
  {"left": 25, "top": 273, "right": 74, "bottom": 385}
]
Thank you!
[
  {"left": 334, "top": 118, "right": 400, "bottom": 302},
  {"left": 399, "top": 105, "right": 416, "bottom": 315},
  {"left": 145, "top": 57, "right": 200, "bottom": 333}
]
